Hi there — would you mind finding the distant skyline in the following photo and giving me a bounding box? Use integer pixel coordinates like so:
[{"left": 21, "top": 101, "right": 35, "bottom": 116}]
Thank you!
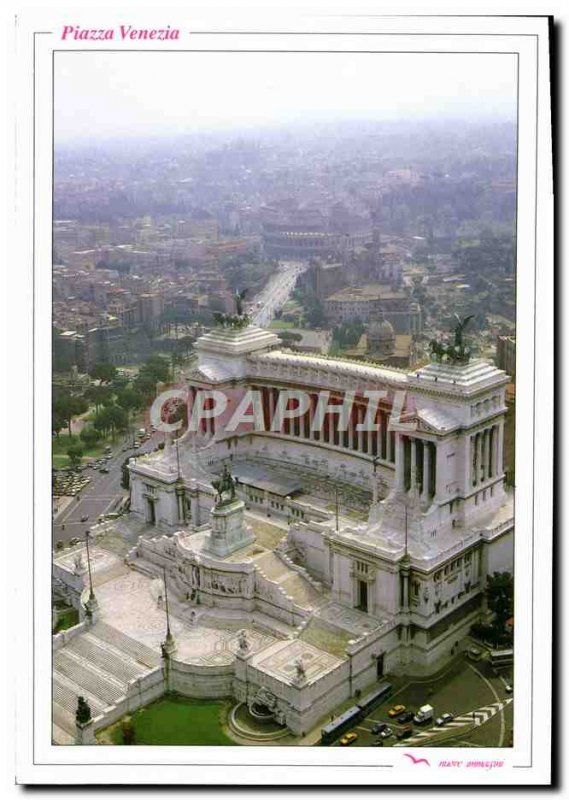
[{"left": 55, "top": 51, "right": 517, "bottom": 142}]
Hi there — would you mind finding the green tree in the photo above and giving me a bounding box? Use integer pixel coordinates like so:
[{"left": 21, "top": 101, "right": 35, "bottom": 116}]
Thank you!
[
  {"left": 84, "top": 384, "right": 113, "bottom": 413},
  {"left": 54, "top": 395, "right": 88, "bottom": 437},
  {"left": 121, "top": 717, "right": 136, "bottom": 745},
  {"left": 116, "top": 387, "right": 143, "bottom": 417},
  {"left": 95, "top": 405, "right": 128, "bottom": 440},
  {"left": 52, "top": 408, "right": 65, "bottom": 439},
  {"left": 67, "top": 443, "right": 84, "bottom": 467},
  {"left": 75, "top": 696, "right": 92, "bottom": 725},
  {"left": 89, "top": 362, "right": 118, "bottom": 384},
  {"left": 93, "top": 408, "right": 112, "bottom": 437},
  {"left": 143, "top": 355, "right": 171, "bottom": 383},
  {"left": 134, "top": 355, "right": 171, "bottom": 398},
  {"left": 486, "top": 571, "right": 514, "bottom": 633},
  {"left": 79, "top": 426, "right": 100, "bottom": 448}
]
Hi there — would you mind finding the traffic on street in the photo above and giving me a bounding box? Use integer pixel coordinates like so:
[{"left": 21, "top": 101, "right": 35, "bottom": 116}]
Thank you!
[{"left": 52, "top": 429, "right": 164, "bottom": 547}]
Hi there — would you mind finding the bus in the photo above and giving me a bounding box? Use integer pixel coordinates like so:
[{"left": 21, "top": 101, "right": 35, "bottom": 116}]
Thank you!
[
  {"left": 490, "top": 649, "right": 513, "bottom": 669},
  {"left": 357, "top": 682, "right": 393, "bottom": 716},
  {"left": 320, "top": 706, "right": 361, "bottom": 745},
  {"left": 320, "top": 683, "right": 393, "bottom": 744}
]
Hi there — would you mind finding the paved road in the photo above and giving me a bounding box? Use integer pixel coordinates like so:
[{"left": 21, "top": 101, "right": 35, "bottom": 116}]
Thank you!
[
  {"left": 252, "top": 261, "right": 306, "bottom": 328},
  {"left": 52, "top": 431, "right": 164, "bottom": 546},
  {"left": 330, "top": 657, "right": 513, "bottom": 749}
]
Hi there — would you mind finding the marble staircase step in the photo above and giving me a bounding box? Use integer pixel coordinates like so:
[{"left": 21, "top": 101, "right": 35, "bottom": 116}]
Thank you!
[
  {"left": 91, "top": 621, "right": 161, "bottom": 668},
  {"left": 254, "top": 551, "right": 326, "bottom": 610},
  {"left": 68, "top": 634, "right": 147, "bottom": 684},
  {"left": 53, "top": 672, "right": 107, "bottom": 717},
  {"left": 54, "top": 651, "right": 127, "bottom": 705}
]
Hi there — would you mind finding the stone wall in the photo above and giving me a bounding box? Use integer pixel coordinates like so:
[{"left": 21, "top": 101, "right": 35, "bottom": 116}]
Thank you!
[
  {"left": 170, "top": 659, "right": 234, "bottom": 698},
  {"left": 91, "top": 666, "right": 166, "bottom": 735},
  {"left": 234, "top": 655, "right": 350, "bottom": 736}
]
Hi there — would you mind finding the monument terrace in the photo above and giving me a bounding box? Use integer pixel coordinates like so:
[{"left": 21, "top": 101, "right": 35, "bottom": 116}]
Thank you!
[{"left": 52, "top": 309, "right": 513, "bottom": 744}]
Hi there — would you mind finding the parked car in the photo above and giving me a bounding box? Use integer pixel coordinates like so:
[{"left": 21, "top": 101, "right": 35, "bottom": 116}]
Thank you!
[
  {"left": 371, "top": 739, "right": 384, "bottom": 747},
  {"left": 396, "top": 725, "right": 414, "bottom": 740},
  {"left": 388, "top": 704, "right": 405, "bottom": 718},
  {"left": 397, "top": 711, "right": 415, "bottom": 724},
  {"left": 371, "top": 722, "right": 388, "bottom": 735},
  {"left": 80, "top": 515, "right": 89, "bottom": 522},
  {"left": 379, "top": 726, "right": 393, "bottom": 739},
  {"left": 69, "top": 537, "right": 80, "bottom": 545},
  {"left": 435, "top": 713, "right": 454, "bottom": 727},
  {"left": 100, "top": 467, "right": 110, "bottom": 474},
  {"left": 339, "top": 732, "right": 358, "bottom": 746}
]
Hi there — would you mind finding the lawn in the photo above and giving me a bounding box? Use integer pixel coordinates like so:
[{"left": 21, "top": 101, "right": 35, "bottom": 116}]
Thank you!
[
  {"left": 101, "top": 695, "right": 235, "bottom": 746},
  {"left": 52, "top": 431, "right": 117, "bottom": 467},
  {"left": 53, "top": 606, "right": 79, "bottom": 633},
  {"left": 269, "top": 320, "right": 297, "bottom": 330}
]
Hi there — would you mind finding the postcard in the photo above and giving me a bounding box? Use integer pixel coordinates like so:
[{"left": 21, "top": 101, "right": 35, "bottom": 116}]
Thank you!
[{"left": 10, "top": 6, "right": 553, "bottom": 787}]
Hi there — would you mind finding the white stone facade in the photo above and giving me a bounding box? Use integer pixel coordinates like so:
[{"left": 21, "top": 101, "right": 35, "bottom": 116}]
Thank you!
[{"left": 120, "top": 324, "right": 514, "bottom": 733}]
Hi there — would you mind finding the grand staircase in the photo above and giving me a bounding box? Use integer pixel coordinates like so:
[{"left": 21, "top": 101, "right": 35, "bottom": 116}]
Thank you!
[
  {"left": 52, "top": 621, "right": 161, "bottom": 745},
  {"left": 253, "top": 551, "right": 328, "bottom": 611}
]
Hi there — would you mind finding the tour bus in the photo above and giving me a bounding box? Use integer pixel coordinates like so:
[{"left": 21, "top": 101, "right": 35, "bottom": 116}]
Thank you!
[
  {"left": 320, "top": 682, "right": 393, "bottom": 744},
  {"left": 357, "top": 682, "right": 393, "bottom": 716},
  {"left": 320, "top": 706, "right": 361, "bottom": 745},
  {"left": 489, "top": 648, "right": 513, "bottom": 669}
]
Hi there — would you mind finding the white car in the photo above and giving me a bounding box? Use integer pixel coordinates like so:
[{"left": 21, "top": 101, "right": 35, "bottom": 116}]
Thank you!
[{"left": 435, "top": 713, "right": 454, "bottom": 727}]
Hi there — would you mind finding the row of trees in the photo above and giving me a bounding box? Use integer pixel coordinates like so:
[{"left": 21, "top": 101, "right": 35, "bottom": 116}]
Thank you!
[{"left": 53, "top": 356, "right": 172, "bottom": 465}]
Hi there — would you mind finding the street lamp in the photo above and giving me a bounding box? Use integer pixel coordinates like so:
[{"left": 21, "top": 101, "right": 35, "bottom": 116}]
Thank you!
[
  {"left": 162, "top": 567, "right": 176, "bottom": 655},
  {"left": 84, "top": 530, "right": 98, "bottom": 617},
  {"left": 372, "top": 455, "right": 382, "bottom": 505}
]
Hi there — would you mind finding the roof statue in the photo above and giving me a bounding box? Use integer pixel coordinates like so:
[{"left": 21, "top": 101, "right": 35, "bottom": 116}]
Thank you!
[
  {"left": 212, "top": 463, "right": 237, "bottom": 507},
  {"left": 212, "top": 288, "right": 251, "bottom": 330},
  {"left": 429, "top": 314, "right": 474, "bottom": 365}
]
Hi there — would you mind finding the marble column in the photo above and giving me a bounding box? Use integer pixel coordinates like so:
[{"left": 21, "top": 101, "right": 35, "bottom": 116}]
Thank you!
[
  {"left": 496, "top": 421, "right": 504, "bottom": 476},
  {"left": 269, "top": 388, "right": 276, "bottom": 431},
  {"left": 492, "top": 424, "right": 499, "bottom": 477},
  {"left": 476, "top": 433, "right": 483, "bottom": 485},
  {"left": 401, "top": 561, "right": 410, "bottom": 612},
  {"left": 483, "top": 428, "right": 490, "bottom": 482},
  {"left": 422, "top": 442, "right": 431, "bottom": 502},
  {"left": 395, "top": 434, "right": 405, "bottom": 489},
  {"left": 410, "top": 438, "right": 417, "bottom": 490},
  {"left": 307, "top": 393, "right": 315, "bottom": 440},
  {"left": 357, "top": 405, "right": 365, "bottom": 452}
]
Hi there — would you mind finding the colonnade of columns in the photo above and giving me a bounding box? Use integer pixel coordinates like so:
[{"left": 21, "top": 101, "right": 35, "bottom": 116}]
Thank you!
[
  {"left": 256, "top": 385, "right": 396, "bottom": 462},
  {"left": 396, "top": 435, "right": 437, "bottom": 501},
  {"left": 470, "top": 424, "right": 502, "bottom": 487}
]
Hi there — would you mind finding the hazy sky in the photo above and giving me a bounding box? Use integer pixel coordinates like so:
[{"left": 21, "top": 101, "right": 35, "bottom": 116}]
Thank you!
[{"left": 55, "top": 51, "right": 517, "bottom": 142}]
